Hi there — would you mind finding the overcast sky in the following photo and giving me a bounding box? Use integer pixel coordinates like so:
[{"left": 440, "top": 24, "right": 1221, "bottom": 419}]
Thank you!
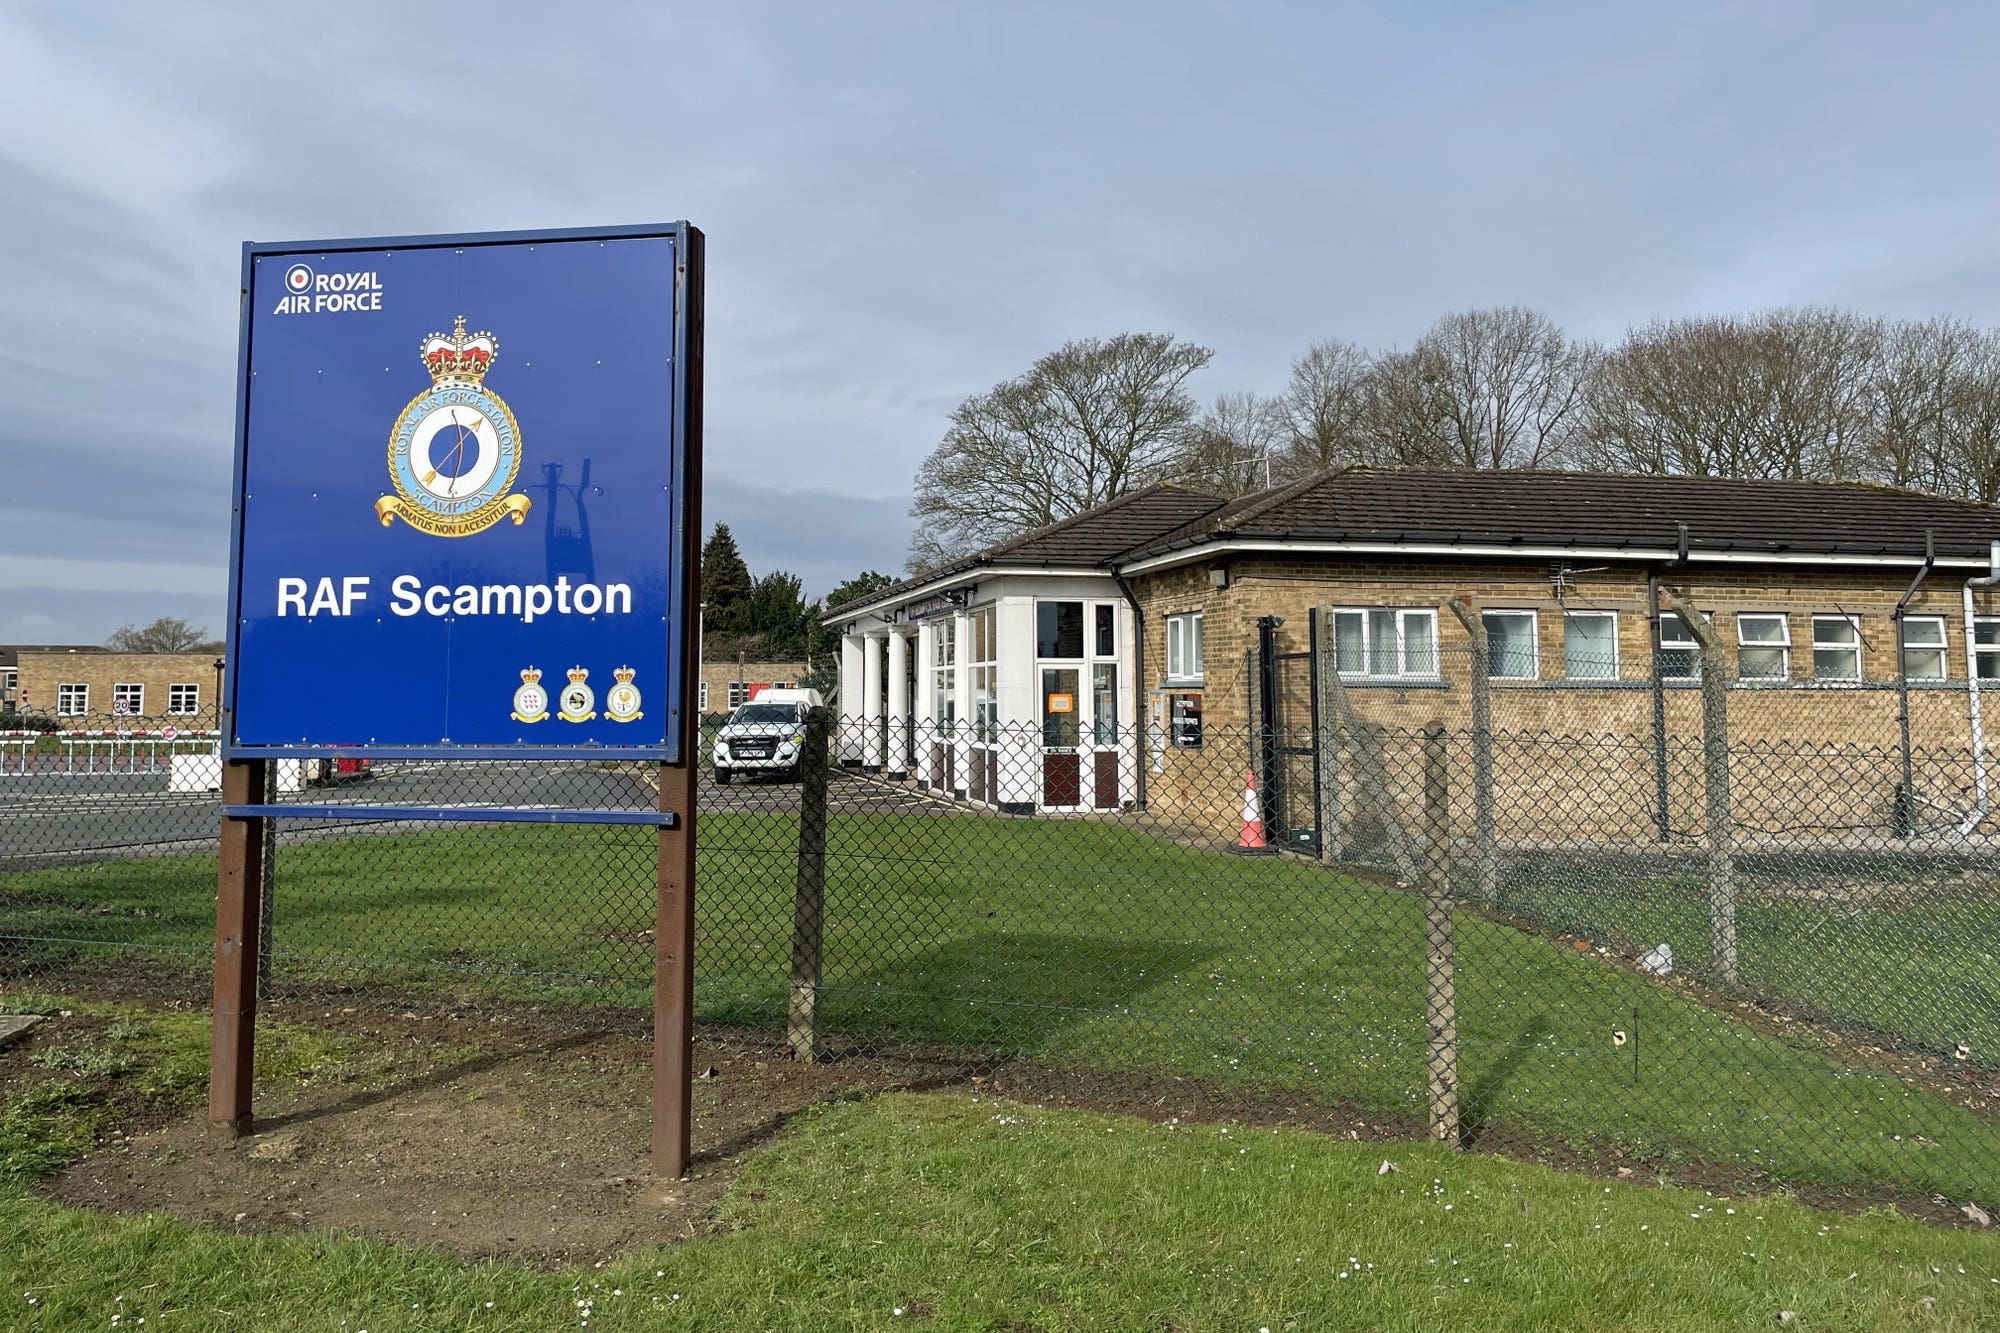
[{"left": 4, "top": 1, "right": 1999, "bottom": 643}]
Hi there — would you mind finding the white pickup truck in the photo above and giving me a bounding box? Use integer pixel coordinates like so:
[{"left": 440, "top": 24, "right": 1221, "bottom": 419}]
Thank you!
[{"left": 711, "top": 687, "right": 823, "bottom": 784}]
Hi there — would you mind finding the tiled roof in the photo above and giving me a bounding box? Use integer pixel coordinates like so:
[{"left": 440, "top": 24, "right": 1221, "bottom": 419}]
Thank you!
[
  {"left": 826, "top": 483, "right": 1228, "bottom": 616},
  {"left": 1123, "top": 468, "right": 2000, "bottom": 563}
]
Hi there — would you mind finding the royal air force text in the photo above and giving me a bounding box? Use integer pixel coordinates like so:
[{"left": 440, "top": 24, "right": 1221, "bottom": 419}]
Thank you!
[
  {"left": 273, "top": 271, "right": 383, "bottom": 315},
  {"left": 276, "top": 576, "right": 634, "bottom": 624}
]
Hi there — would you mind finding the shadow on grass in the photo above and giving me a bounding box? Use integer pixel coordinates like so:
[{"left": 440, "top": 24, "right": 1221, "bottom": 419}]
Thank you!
[
  {"left": 820, "top": 929, "right": 1218, "bottom": 1058},
  {"left": 1460, "top": 1016, "right": 1554, "bottom": 1150}
]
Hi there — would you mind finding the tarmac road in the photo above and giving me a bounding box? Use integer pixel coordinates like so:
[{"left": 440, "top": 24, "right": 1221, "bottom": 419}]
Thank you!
[{"left": 0, "top": 762, "right": 946, "bottom": 869}]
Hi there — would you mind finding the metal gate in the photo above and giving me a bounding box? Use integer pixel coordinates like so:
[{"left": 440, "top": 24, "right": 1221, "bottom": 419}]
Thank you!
[{"left": 1256, "top": 611, "right": 1322, "bottom": 854}]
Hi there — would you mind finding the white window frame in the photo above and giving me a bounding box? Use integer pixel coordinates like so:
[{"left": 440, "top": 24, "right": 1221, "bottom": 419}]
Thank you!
[
  {"left": 1164, "top": 611, "right": 1204, "bottom": 685},
  {"left": 1562, "top": 610, "right": 1619, "bottom": 680},
  {"left": 1901, "top": 615, "right": 1948, "bottom": 682},
  {"left": 1809, "top": 615, "right": 1862, "bottom": 683},
  {"left": 726, "top": 681, "right": 749, "bottom": 710},
  {"left": 1735, "top": 613, "right": 1790, "bottom": 682},
  {"left": 112, "top": 682, "right": 145, "bottom": 716},
  {"left": 1481, "top": 609, "right": 1539, "bottom": 681},
  {"left": 167, "top": 683, "right": 200, "bottom": 716},
  {"left": 1, "top": 668, "right": 16, "bottom": 701},
  {"left": 1656, "top": 613, "right": 1703, "bottom": 682},
  {"left": 1975, "top": 617, "right": 2000, "bottom": 682},
  {"left": 57, "top": 683, "right": 88, "bottom": 716},
  {"left": 698, "top": 680, "right": 710, "bottom": 711},
  {"left": 1333, "top": 607, "right": 1440, "bottom": 680}
]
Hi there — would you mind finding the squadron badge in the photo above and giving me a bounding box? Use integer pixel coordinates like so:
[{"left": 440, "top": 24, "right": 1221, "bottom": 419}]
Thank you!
[
  {"left": 510, "top": 667, "right": 549, "bottom": 724},
  {"left": 605, "top": 666, "right": 643, "bottom": 723},
  {"left": 375, "top": 316, "right": 531, "bottom": 537},
  {"left": 557, "top": 666, "right": 596, "bottom": 723}
]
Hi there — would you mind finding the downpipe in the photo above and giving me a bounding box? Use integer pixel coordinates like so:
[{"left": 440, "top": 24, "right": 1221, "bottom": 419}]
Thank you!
[{"left": 1959, "top": 540, "right": 2000, "bottom": 836}]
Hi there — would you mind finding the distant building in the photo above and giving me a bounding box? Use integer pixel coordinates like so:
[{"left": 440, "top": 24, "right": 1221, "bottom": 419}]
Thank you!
[
  {"left": 10, "top": 650, "right": 221, "bottom": 729},
  {"left": 1, "top": 644, "right": 108, "bottom": 715},
  {"left": 697, "top": 660, "right": 808, "bottom": 715}
]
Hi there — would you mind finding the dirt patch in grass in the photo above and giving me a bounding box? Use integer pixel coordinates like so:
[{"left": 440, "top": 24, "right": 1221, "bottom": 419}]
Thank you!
[{"left": 45, "top": 1008, "right": 920, "bottom": 1266}]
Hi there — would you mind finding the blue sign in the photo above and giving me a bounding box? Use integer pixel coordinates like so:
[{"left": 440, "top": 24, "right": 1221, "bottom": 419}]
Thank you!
[{"left": 224, "top": 224, "right": 701, "bottom": 759}]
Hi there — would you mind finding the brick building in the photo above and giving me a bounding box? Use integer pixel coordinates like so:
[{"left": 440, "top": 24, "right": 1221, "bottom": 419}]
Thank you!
[
  {"left": 1, "top": 645, "right": 104, "bottom": 715},
  {"left": 827, "top": 468, "right": 2000, "bottom": 825},
  {"left": 696, "top": 660, "right": 808, "bottom": 715},
  {"left": 11, "top": 651, "right": 222, "bottom": 729}
]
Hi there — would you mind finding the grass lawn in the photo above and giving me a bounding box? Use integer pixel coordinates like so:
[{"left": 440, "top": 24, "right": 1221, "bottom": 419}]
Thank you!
[
  {"left": 1497, "top": 872, "right": 2000, "bottom": 1059},
  {"left": 6, "top": 1083, "right": 2000, "bottom": 1331},
  {"left": 6, "top": 813, "right": 2000, "bottom": 1202}
]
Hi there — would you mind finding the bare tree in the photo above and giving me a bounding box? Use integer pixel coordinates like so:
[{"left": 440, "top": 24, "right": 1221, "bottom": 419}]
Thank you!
[
  {"left": 106, "top": 617, "right": 212, "bottom": 653},
  {"left": 1271, "top": 339, "right": 1375, "bottom": 479},
  {"left": 1583, "top": 309, "right": 1881, "bottom": 481},
  {"left": 1409, "top": 308, "right": 1597, "bottom": 470},
  {"left": 907, "top": 333, "right": 1212, "bottom": 570},
  {"left": 1170, "top": 391, "right": 1284, "bottom": 496},
  {"left": 1873, "top": 318, "right": 2000, "bottom": 502}
]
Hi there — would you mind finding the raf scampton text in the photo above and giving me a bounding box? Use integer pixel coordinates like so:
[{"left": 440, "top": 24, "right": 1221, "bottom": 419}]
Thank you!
[{"left": 277, "top": 575, "right": 633, "bottom": 624}]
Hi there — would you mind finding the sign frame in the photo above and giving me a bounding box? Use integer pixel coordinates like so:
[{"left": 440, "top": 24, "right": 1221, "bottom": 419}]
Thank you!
[{"left": 221, "top": 222, "right": 702, "bottom": 764}]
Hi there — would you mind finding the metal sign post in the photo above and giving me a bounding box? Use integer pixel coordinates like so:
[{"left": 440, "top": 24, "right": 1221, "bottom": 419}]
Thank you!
[{"left": 213, "top": 223, "right": 704, "bottom": 1177}]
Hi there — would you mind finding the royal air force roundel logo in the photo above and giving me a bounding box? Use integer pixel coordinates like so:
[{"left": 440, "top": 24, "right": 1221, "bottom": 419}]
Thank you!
[{"left": 375, "top": 316, "right": 531, "bottom": 537}]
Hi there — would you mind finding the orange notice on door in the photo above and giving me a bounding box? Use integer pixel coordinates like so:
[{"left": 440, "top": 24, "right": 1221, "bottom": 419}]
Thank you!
[{"left": 1047, "top": 693, "right": 1075, "bottom": 714}]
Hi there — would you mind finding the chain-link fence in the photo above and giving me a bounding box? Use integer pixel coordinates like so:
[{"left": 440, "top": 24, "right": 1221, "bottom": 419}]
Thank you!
[{"left": 9, "top": 619, "right": 2000, "bottom": 1215}]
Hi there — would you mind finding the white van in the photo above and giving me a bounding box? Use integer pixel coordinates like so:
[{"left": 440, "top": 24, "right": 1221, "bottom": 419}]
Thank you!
[{"left": 711, "top": 688, "right": 824, "bottom": 784}]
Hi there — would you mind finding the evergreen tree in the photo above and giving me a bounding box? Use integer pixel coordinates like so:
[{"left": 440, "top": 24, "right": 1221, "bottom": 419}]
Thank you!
[
  {"left": 748, "top": 570, "right": 810, "bottom": 658},
  {"left": 700, "top": 524, "right": 754, "bottom": 636}
]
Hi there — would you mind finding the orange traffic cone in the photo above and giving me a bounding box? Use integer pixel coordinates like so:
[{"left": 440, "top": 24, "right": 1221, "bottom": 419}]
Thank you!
[{"left": 1236, "top": 768, "right": 1267, "bottom": 850}]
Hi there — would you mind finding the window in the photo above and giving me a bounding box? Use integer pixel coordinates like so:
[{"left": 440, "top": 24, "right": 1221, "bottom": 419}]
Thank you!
[
  {"left": 1978, "top": 618, "right": 2000, "bottom": 681},
  {"left": 1563, "top": 611, "right": 1618, "bottom": 680},
  {"left": 1736, "top": 614, "right": 1790, "bottom": 681},
  {"left": 971, "top": 606, "right": 997, "bottom": 741},
  {"left": 1, "top": 668, "right": 15, "bottom": 703},
  {"left": 699, "top": 681, "right": 710, "bottom": 711},
  {"left": 1165, "top": 611, "right": 1203, "bottom": 684},
  {"left": 167, "top": 683, "right": 200, "bottom": 715},
  {"left": 1333, "top": 608, "right": 1438, "bottom": 678},
  {"left": 1036, "top": 601, "right": 1084, "bottom": 658},
  {"left": 1481, "top": 610, "right": 1538, "bottom": 680},
  {"left": 1657, "top": 614, "right": 1701, "bottom": 681},
  {"left": 57, "top": 683, "right": 88, "bottom": 716},
  {"left": 931, "top": 617, "right": 957, "bottom": 732},
  {"left": 1811, "top": 616, "right": 1862, "bottom": 682},
  {"left": 1095, "top": 604, "right": 1115, "bottom": 658},
  {"left": 726, "top": 681, "right": 749, "bottom": 709},
  {"left": 1902, "top": 616, "right": 1947, "bottom": 681},
  {"left": 112, "top": 683, "right": 144, "bottom": 716}
]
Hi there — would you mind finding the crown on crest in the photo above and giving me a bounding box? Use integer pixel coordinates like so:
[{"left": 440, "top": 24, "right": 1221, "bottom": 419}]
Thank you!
[
  {"left": 566, "top": 666, "right": 589, "bottom": 683},
  {"left": 420, "top": 315, "right": 498, "bottom": 385},
  {"left": 613, "top": 665, "right": 635, "bottom": 683},
  {"left": 519, "top": 667, "right": 542, "bottom": 684}
]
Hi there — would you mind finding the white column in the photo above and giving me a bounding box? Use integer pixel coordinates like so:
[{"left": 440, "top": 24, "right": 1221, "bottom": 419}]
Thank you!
[
  {"left": 862, "top": 633, "right": 885, "bottom": 770},
  {"left": 995, "top": 597, "right": 1038, "bottom": 810},
  {"left": 915, "top": 620, "right": 937, "bottom": 787},
  {"left": 1117, "top": 599, "right": 1140, "bottom": 808},
  {"left": 886, "top": 627, "right": 910, "bottom": 779},
  {"left": 838, "top": 633, "right": 864, "bottom": 764},
  {"left": 953, "top": 607, "right": 974, "bottom": 797}
]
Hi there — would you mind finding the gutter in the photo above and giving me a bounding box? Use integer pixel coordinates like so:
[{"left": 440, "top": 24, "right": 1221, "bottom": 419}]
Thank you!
[
  {"left": 1959, "top": 538, "right": 2000, "bottom": 835},
  {"left": 1115, "top": 538, "right": 1993, "bottom": 578}
]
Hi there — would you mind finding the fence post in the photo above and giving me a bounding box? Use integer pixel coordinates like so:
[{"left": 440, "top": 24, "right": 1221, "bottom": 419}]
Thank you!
[
  {"left": 256, "top": 760, "right": 278, "bottom": 1001},
  {"left": 1313, "top": 609, "right": 1343, "bottom": 859},
  {"left": 1421, "top": 723, "right": 1458, "bottom": 1146},
  {"left": 209, "top": 757, "right": 268, "bottom": 1138},
  {"left": 1444, "top": 596, "right": 1497, "bottom": 903},
  {"left": 789, "top": 707, "right": 830, "bottom": 1062},
  {"left": 1660, "top": 586, "right": 1736, "bottom": 986}
]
